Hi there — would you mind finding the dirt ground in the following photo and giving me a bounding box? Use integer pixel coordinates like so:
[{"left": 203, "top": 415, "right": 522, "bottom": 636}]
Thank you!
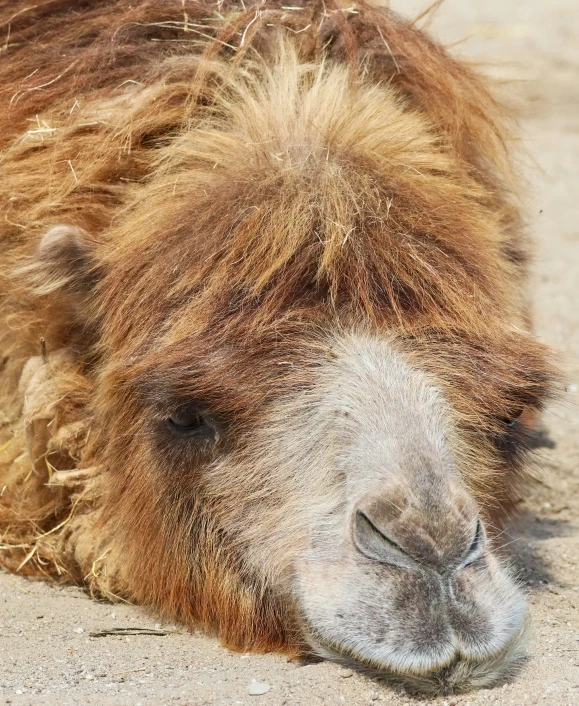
[{"left": 1, "top": 1, "right": 578, "bottom": 704}]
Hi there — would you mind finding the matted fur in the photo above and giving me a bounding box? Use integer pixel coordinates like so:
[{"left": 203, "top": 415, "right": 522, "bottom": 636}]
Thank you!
[{"left": 0, "top": 0, "right": 557, "bottom": 692}]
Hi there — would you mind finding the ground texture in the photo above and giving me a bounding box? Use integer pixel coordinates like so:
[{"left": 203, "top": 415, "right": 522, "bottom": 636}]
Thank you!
[{"left": 1, "top": 1, "right": 578, "bottom": 704}]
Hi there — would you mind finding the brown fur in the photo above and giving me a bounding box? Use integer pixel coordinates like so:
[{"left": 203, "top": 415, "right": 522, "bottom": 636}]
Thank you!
[{"left": 0, "top": 0, "right": 556, "bottom": 665}]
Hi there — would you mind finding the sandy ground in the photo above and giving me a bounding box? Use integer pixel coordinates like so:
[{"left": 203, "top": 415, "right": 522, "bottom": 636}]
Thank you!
[{"left": 1, "top": 1, "right": 578, "bottom": 704}]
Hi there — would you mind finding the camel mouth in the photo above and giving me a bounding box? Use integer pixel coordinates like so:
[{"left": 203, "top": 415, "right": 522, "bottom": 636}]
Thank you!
[
  {"left": 293, "top": 539, "right": 528, "bottom": 695},
  {"left": 300, "top": 613, "right": 529, "bottom": 695}
]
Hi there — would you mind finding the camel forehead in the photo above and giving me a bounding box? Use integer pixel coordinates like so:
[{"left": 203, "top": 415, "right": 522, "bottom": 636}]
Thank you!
[
  {"left": 96, "top": 44, "right": 508, "bottom": 349},
  {"left": 319, "top": 333, "right": 451, "bottom": 449},
  {"left": 323, "top": 334, "right": 442, "bottom": 412}
]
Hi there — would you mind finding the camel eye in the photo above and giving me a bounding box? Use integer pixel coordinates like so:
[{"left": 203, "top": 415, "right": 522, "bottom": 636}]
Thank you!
[
  {"left": 166, "top": 404, "right": 219, "bottom": 441},
  {"left": 503, "top": 408, "right": 525, "bottom": 429}
]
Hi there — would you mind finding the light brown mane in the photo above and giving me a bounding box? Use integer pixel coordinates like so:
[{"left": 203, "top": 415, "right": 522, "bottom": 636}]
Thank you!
[{"left": 0, "top": 0, "right": 526, "bottom": 338}]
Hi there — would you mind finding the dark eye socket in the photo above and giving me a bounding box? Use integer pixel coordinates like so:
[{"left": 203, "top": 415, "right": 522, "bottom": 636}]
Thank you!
[
  {"left": 169, "top": 406, "right": 204, "bottom": 431},
  {"left": 493, "top": 405, "right": 543, "bottom": 459},
  {"left": 502, "top": 408, "right": 525, "bottom": 429},
  {"left": 165, "top": 403, "right": 220, "bottom": 441}
]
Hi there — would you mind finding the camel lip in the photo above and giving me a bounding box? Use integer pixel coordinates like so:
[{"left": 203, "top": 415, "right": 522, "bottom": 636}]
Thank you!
[
  {"left": 297, "top": 605, "right": 528, "bottom": 682},
  {"left": 299, "top": 613, "right": 457, "bottom": 677},
  {"left": 292, "top": 606, "right": 528, "bottom": 696}
]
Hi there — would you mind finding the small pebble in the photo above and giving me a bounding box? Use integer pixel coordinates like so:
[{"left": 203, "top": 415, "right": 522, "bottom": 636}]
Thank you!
[
  {"left": 247, "top": 679, "right": 271, "bottom": 695},
  {"left": 73, "top": 627, "right": 84, "bottom": 634},
  {"left": 341, "top": 669, "right": 354, "bottom": 678}
]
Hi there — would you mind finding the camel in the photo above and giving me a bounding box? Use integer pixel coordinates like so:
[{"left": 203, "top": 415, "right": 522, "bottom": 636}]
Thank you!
[{"left": 0, "top": 0, "right": 557, "bottom": 694}]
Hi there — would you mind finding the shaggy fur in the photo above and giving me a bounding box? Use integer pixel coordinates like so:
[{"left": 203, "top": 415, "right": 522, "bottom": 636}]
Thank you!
[{"left": 0, "top": 0, "right": 556, "bottom": 694}]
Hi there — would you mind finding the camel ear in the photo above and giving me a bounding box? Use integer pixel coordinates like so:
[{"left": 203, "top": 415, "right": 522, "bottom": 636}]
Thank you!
[{"left": 31, "top": 225, "right": 100, "bottom": 297}]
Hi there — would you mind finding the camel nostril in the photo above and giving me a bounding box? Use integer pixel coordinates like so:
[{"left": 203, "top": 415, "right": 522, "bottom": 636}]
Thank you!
[
  {"left": 352, "top": 503, "right": 485, "bottom": 571},
  {"left": 461, "top": 518, "right": 486, "bottom": 568},
  {"left": 353, "top": 510, "right": 414, "bottom": 567}
]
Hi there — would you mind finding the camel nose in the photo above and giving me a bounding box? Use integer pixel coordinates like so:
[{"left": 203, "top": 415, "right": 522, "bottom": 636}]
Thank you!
[{"left": 352, "top": 491, "right": 485, "bottom": 572}]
